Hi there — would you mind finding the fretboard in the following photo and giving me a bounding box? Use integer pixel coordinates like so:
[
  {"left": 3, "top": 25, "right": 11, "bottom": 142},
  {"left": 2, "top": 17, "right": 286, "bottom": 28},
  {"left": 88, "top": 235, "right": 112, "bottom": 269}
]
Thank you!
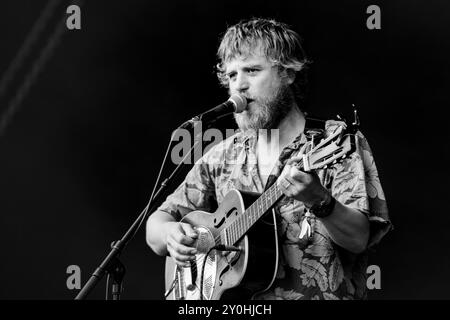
[{"left": 221, "top": 159, "right": 304, "bottom": 246}]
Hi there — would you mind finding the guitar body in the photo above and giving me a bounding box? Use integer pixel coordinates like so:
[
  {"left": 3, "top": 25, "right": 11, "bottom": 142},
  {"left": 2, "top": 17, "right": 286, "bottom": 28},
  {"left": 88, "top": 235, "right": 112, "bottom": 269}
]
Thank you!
[{"left": 165, "top": 189, "right": 279, "bottom": 300}]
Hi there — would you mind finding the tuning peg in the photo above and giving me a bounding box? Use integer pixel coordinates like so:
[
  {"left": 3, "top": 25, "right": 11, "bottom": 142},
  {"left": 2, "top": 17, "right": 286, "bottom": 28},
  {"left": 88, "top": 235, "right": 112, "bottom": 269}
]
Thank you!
[
  {"left": 310, "top": 133, "right": 316, "bottom": 149},
  {"left": 336, "top": 114, "right": 347, "bottom": 123},
  {"left": 352, "top": 105, "right": 360, "bottom": 128}
]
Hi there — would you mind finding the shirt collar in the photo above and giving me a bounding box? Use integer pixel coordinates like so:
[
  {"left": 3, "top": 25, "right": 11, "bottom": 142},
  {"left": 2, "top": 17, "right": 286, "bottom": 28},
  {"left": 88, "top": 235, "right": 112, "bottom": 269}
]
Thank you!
[{"left": 238, "top": 128, "right": 307, "bottom": 152}]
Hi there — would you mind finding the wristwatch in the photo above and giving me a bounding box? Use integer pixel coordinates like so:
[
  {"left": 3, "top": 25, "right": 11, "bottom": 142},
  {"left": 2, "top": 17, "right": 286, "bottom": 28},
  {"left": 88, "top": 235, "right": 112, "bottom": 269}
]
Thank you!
[{"left": 307, "top": 192, "right": 336, "bottom": 218}]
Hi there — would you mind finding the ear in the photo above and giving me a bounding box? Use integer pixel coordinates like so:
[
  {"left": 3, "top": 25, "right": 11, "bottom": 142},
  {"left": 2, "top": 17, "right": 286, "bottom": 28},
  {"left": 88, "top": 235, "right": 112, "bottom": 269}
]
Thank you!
[{"left": 280, "top": 68, "right": 296, "bottom": 85}]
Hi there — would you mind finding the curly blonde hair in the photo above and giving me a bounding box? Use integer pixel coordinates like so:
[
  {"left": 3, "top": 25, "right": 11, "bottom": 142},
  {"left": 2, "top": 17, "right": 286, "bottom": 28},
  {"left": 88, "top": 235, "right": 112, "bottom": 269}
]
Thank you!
[{"left": 216, "top": 18, "right": 310, "bottom": 102}]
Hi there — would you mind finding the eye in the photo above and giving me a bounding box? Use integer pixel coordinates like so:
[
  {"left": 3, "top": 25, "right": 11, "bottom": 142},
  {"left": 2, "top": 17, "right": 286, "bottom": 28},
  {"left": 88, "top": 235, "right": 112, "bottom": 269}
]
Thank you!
[
  {"left": 227, "top": 72, "right": 237, "bottom": 81},
  {"left": 247, "top": 68, "right": 259, "bottom": 75}
]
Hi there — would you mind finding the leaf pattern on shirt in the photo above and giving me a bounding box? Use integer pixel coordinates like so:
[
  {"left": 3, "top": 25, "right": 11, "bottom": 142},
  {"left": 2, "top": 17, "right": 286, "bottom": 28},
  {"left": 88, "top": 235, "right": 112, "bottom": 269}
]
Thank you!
[
  {"left": 328, "top": 256, "right": 345, "bottom": 292},
  {"left": 258, "top": 287, "right": 304, "bottom": 300},
  {"left": 283, "top": 244, "right": 303, "bottom": 270},
  {"left": 323, "top": 292, "right": 340, "bottom": 300},
  {"left": 362, "top": 149, "right": 385, "bottom": 201},
  {"left": 305, "top": 231, "right": 334, "bottom": 265},
  {"left": 274, "top": 287, "right": 304, "bottom": 300},
  {"left": 300, "top": 258, "right": 328, "bottom": 292},
  {"left": 278, "top": 200, "right": 304, "bottom": 243}
]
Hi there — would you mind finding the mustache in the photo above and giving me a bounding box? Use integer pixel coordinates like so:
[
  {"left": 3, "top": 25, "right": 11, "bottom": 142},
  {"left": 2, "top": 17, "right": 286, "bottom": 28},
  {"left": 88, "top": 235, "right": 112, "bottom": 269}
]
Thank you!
[{"left": 228, "top": 92, "right": 255, "bottom": 103}]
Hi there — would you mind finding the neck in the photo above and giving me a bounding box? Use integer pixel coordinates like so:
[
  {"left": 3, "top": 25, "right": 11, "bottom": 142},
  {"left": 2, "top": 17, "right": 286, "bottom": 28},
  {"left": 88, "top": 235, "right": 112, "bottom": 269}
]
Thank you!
[{"left": 259, "top": 104, "right": 305, "bottom": 151}]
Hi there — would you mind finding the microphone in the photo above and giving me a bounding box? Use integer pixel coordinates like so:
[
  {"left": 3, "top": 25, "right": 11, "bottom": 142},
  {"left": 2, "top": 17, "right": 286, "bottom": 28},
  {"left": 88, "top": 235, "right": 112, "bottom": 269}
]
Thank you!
[{"left": 179, "top": 94, "right": 247, "bottom": 128}]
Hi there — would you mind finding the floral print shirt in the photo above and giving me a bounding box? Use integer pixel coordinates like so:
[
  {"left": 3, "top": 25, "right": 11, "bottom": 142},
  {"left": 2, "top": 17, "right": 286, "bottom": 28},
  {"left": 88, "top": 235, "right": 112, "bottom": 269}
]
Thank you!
[{"left": 157, "top": 120, "right": 392, "bottom": 300}]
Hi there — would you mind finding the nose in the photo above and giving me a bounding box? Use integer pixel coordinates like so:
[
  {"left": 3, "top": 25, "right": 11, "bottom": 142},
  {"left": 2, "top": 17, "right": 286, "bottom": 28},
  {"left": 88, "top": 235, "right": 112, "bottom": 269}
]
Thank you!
[{"left": 232, "top": 72, "right": 249, "bottom": 94}]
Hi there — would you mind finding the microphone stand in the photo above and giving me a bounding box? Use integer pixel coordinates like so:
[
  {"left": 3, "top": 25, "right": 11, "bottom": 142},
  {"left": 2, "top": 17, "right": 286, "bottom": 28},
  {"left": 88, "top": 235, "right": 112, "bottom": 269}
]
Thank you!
[{"left": 75, "top": 122, "right": 204, "bottom": 300}]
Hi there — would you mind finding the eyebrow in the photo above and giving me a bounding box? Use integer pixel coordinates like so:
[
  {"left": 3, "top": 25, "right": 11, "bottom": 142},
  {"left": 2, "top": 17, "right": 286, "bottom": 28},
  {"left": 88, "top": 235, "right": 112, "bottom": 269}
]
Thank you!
[{"left": 225, "top": 64, "right": 263, "bottom": 76}]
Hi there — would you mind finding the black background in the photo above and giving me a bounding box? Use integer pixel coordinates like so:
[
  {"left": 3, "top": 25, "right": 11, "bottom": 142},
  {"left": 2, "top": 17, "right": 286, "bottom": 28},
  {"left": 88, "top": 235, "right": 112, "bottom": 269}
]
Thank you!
[{"left": 0, "top": 0, "right": 449, "bottom": 300}]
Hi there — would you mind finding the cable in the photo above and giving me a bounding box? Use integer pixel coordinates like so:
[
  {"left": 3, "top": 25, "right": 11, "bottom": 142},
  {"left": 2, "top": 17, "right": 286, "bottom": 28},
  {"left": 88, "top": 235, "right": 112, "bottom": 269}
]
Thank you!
[
  {"left": 105, "top": 273, "right": 110, "bottom": 300},
  {"left": 127, "top": 131, "right": 179, "bottom": 243},
  {"left": 164, "top": 276, "right": 177, "bottom": 299}
]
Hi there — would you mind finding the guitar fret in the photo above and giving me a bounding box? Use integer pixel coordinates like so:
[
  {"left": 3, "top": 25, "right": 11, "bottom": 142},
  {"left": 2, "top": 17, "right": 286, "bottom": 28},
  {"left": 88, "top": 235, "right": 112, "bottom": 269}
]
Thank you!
[
  {"left": 219, "top": 231, "right": 224, "bottom": 246},
  {"left": 247, "top": 206, "right": 251, "bottom": 227},
  {"left": 242, "top": 212, "right": 246, "bottom": 233},
  {"left": 251, "top": 204, "right": 256, "bottom": 224},
  {"left": 230, "top": 226, "right": 234, "bottom": 244},
  {"left": 246, "top": 210, "right": 250, "bottom": 231},
  {"left": 262, "top": 197, "right": 266, "bottom": 215},
  {"left": 268, "top": 185, "right": 273, "bottom": 207},
  {"left": 230, "top": 223, "right": 234, "bottom": 245},
  {"left": 262, "top": 196, "right": 265, "bottom": 215},
  {"left": 225, "top": 227, "right": 229, "bottom": 245},
  {"left": 272, "top": 184, "right": 276, "bottom": 204},
  {"left": 259, "top": 200, "right": 262, "bottom": 216},
  {"left": 236, "top": 219, "right": 239, "bottom": 242},
  {"left": 238, "top": 215, "right": 242, "bottom": 240},
  {"left": 271, "top": 185, "right": 275, "bottom": 202},
  {"left": 230, "top": 224, "right": 234, "bottom": 245},
  {"left": 260, "top": 201, "right": 264, "bottom": 217}
]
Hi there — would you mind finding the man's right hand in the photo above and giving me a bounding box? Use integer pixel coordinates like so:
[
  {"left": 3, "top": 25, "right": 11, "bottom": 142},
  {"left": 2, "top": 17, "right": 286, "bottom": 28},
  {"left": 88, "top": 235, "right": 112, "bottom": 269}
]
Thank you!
[{"left": 165, "top": 222, "right": 198, "bottom": 267}]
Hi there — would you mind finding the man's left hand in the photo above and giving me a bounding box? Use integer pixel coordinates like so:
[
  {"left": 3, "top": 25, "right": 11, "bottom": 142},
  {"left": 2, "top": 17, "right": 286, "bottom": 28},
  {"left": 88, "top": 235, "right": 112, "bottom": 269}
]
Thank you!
[{"left": 278, "top": 156, "right": 329, "bottom": 208}]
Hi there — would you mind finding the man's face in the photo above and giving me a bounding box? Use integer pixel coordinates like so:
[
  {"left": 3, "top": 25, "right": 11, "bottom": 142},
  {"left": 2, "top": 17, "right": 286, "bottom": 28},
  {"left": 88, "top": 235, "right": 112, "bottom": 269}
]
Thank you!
[{"left": 224, "top": 50, "right": 294, "bottom": 131}]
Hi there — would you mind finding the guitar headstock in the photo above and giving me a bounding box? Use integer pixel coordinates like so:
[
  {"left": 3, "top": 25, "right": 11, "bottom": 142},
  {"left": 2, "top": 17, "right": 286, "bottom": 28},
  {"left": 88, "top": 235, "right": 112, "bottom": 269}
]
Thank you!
[{"left": 302, "top": 121, "right": 357, "bottom": 172}]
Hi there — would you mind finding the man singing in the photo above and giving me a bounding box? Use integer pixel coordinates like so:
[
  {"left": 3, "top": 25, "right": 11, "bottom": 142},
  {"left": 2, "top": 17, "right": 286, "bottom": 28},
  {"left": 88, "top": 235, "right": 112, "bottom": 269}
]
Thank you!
[{"left": 146, "top": 18, "right": 391, "bottom": 300}]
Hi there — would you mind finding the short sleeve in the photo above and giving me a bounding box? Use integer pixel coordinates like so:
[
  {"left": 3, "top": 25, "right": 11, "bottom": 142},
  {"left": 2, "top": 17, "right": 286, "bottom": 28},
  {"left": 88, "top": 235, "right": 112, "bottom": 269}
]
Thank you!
[
  {"left": 330, "top": 128, "right": 392, "bottom": 249},
  {"left": 156, "top": 157, "right": 217, "bottom": 221}
]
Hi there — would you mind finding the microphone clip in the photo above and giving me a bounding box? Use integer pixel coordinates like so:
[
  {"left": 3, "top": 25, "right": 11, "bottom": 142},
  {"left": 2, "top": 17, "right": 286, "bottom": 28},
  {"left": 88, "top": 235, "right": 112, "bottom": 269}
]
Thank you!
[{"left": 178, "top": 116, "right": 201, "bottom": 129}]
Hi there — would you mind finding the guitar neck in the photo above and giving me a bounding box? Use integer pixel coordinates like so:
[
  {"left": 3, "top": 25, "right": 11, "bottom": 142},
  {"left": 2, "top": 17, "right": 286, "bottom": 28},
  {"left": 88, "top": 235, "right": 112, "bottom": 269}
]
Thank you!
[{"left": 221, "top": 159, "right": 304, "bottom": 246}]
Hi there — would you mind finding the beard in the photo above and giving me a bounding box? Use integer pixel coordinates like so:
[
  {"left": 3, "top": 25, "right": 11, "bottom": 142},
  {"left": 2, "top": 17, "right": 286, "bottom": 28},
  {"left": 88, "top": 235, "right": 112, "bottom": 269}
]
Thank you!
[{"left": 234, "top": 84, "right": 295, "bottom": 131}]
